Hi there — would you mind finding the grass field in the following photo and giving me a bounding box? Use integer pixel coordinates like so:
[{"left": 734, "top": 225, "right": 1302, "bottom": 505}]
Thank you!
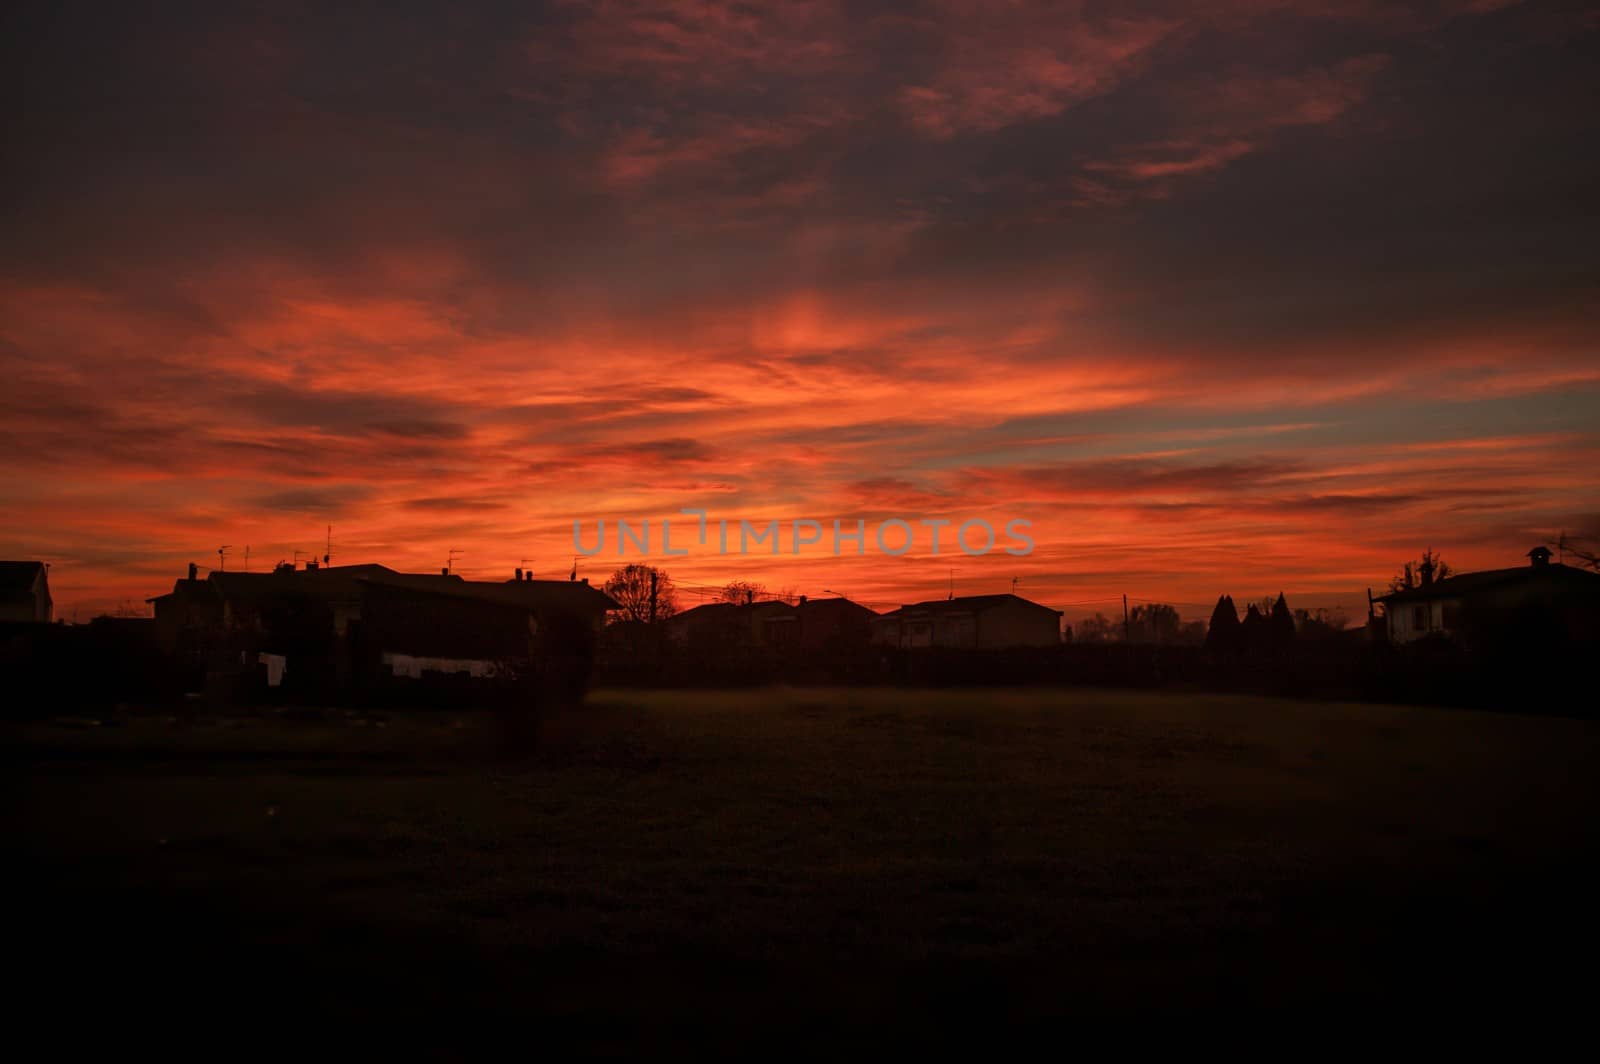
[{"left": 11, "top": 687, "right": 1600, "bottom": 1050}]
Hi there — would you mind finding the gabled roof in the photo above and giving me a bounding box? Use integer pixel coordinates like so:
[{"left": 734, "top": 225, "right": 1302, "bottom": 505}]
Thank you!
[
  {"left": 354, "top": 573, "right": 616, "bottom": 611},
  {"left": 208, "top": 566, "right": 398, "bottom": 604},
  {"left": 1377, "top": 562, "right": 1600, "bottom": 603},
  {"left": 0, "top": 560, "right": 47, "bottom": 594},
  {"left": 185, "top": 564, "right": 621, "bottom": 614},
  {"left": 450, "top": 578, "right": 619, "bottom": 612},
  {"left": 667, "top": 600, "right": 796, "bottom": 625},
  {"left": 145, "top": 577, "right": 218, "bottom": 605},
  {"left": 797, "top": 596, "right": 878, "bottom": 618},
  {"left": 879, "top": 593, "right": 1062, "bottom": 618}
]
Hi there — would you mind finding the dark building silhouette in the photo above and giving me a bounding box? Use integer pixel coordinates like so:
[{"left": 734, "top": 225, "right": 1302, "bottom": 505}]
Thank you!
[
  {"left": 1375, "top": 546, "right": 1600, "bottom": 646},
  {"left": 872, "top": 593, "right": 1062, "bottom": 649},
  {"left": 0, "top": 561, "right": 52, "bottom": 623},
  {"left": 146, "top": 563, "right": 617, "bottom": 694},
  {"left": 663, "top": 595, "right": 877, "bottom": 655}
]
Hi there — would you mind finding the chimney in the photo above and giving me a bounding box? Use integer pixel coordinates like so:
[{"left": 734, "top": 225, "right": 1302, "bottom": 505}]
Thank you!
[
  {"left": 581, "top": 577, "right": 589, "bottom": 585},
  {"left": 1529, "top": 545, "right": 1553, "bottom": 568},
  {"left": 799, "top": 595, "right": 807, "bottom": 606},
  {"left": 187, "top": 562, "right": 198, "bottom": 581},
  {"left": 306, "top": 559, "right": 318, "bottom": 570},
  {"left": 442, "top": 567, "right": 449, "bottom": 576},
  {"left": 514, "top": 567, "right": 523, "bottom": 581}
]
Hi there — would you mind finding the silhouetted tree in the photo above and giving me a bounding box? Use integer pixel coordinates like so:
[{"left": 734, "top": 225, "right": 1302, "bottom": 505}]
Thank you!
[
  {"left": 1205, "top": 595, "right": 1241, "bottom": 654},
  {"left": 1240, "top": 602, "right": 1268, "bottom": 655},
  {"left": 1129, "top": 602, "right": 1182, "bottom": 644},
  {"left": 1389, "top": 549, "right": 1452, "bottom": 594},
  {"left": 1269, "top": 592, "right": 1296, "bottom": 651},
  {"left": 1075, "top": 612, "right": 1120, "bottom": 644},
  {"left": 719, "top": 580, "right": 768, "bottom": 605},
  {"left": 1294, "top": 607, "right": 1350, "bottom": 639},
  {"left": 604, "top": 564, "right": 679, "bottom": 624},
  {"left": 1550, "top": 533, "right": 1600, "bottom": 572}
]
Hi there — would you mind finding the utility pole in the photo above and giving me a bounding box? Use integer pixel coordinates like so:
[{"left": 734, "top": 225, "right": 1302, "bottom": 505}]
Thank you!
[{"left": 648, "top": 568, "right": 658, "bottom": 625}]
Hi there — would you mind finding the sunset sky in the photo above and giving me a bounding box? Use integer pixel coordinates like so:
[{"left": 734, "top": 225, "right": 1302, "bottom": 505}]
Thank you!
[{"left": 3, "top": 0, "right": 1597, "bottom": 622}]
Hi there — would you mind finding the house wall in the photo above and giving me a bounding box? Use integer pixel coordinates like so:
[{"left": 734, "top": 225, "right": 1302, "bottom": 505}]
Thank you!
[
  {"left": 975, "top": 600, "right": 1062, "bottom": 648},
  {"left": 0, "top": 571, "right": 51, "bottom": 623},
  {"left": 1387, "top": 599, "right": 1449, "bottom": 645}
]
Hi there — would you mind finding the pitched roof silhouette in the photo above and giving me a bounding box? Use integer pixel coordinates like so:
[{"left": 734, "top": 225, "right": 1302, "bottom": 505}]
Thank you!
[
  {"left": 880, "top": 593, "right": 1061, "bottom": 618},
  {"left": 1377, "top": 563, "right": 1600, "bottom": 603},
  {"left": 0, "top": 560, "right": 47, "bottom": 594}
]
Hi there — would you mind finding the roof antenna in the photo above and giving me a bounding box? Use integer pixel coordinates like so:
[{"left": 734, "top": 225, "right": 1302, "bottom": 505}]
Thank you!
[
  {"left": 520, "top": 558, "right": 534, "bottom": 581},
  {"left": 1012, "top": 576, "right": 1020, "bottom": 595},
  {"left": 324, "top": 525, "right": 333, "bottom": 567},
  {"left": 570, "top": 556, "right": 578, "bottom": 582},
  {"left": 949, "top": 568, "right": 958, "bottom": 600},
  {"left": 217, "top": 545, "right": 230, "bottom": 572},
  {"left": 446, "top": 547, "right": 462, "bottom": 575}
]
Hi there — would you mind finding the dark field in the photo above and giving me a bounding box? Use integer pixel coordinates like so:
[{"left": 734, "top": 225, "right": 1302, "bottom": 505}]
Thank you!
[{"left": 11, "top": 688, "right": 1600, "bottom": 1050}]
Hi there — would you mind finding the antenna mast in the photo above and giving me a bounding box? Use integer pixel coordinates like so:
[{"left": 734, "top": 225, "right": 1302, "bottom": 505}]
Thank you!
[
  {"left": 324, "top": 525, "right": 333, "bottom": 567},
  {"left": 217, "top": 545, "right": 230, "bottom": 572},
  {"left": 446, "top": 547, "right": 463, "bottom": 575}
]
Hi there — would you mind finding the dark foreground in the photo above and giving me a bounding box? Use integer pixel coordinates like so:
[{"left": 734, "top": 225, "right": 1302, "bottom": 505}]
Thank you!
[{"left": 11, "top": 688, "right": 1600, "bottom": 1051}]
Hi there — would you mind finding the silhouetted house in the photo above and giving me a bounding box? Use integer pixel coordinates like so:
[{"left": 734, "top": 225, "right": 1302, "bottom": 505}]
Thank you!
[
  {"left": 794, "top": 595, "right": 878, "bottom": 652},
  {"left": 872, "top": 594, "right": 1062, "bottom": 649},
  {"left": 1376, "top": 546, "right": 1600, "bottom": 646},
  {"left": 0, "top": 561, "right": 52, "bottom": 623},
  {"left": 665, "top": 600, "right": 799, "bottom": 653},
  {"left": 146, "top": 566, "right": 223, "bottom": 673},
  {"left": 145, "top": 562, "right": 617, "bottom": 692}
]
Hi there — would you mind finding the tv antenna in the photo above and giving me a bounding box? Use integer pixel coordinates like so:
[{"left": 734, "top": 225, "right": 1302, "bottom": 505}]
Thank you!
[
  {"left": 324, "top": 525, "right": 333, "bottom": 567},
  {"left": 520, "top": 557, "right": 534, "bottom": 578},
  {"left": 217, "top": 545, "right": 230, "bottom": 572},
  {"left": 948, "top": 568, "right": 958, "bottom": 600},
  {"left": 1012, "top": 576, "right": 1020, "bottom": 594},
  {"left": 243, "top": 545, "right": 250, "bottom": 573},
  {"left": 446, "top": 547, "right": 463, "bottom": 574},
  {"left": 293, "top": 550, "right": 307, "bottom": 569}
]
